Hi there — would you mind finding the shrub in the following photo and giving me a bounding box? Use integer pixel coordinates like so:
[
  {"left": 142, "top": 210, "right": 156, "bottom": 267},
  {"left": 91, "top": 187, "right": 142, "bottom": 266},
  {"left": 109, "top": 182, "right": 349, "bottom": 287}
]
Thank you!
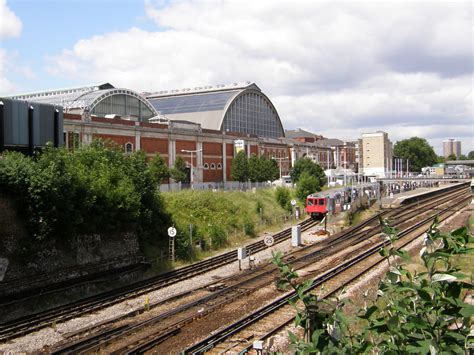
[
  {"left": 0, "top": 142, "right": 170, "bottom": 243},
  {"left": 275, "top": 186, "right": 291, "bottom": 211},
  {"left": 243, "top": 218, "right": 255, "bottom": 237},
  {"left": 273, "top": 219, "right": 474, "bottom": 353}
]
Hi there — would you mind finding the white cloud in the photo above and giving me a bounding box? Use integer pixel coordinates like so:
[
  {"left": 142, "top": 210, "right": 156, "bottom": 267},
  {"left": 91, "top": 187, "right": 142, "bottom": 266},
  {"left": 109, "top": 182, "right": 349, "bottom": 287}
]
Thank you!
[
  {"left": 0, "top": 0, "right": 21, "bottom": 39},
  {"left": 45, "top": 0, "right": 473, "bottom": 153},
  {"left": 0, "top": 49, "right": 16, "bottom": 94},
  {"left": 0, "top": 0, "right": 23, "bottom": 95}
]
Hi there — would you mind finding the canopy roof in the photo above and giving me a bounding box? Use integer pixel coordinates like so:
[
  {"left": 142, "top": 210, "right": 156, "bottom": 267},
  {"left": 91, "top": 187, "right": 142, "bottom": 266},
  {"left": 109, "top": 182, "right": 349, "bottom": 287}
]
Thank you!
[{"left": 9, "top": 83, "right": 158, "bottom": 118}]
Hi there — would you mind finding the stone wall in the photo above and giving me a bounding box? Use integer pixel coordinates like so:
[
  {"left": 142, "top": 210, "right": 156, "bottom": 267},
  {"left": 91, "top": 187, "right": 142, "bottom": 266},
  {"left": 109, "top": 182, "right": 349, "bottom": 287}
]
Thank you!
[{"left": 0, "top": 193, "right": 142, "bottom": 295}]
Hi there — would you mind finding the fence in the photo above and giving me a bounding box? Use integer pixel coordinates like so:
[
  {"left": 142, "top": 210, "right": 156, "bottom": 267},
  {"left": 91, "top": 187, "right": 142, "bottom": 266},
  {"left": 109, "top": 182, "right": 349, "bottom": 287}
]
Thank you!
[{"left": 159, "top": 181, "right": 273, "bottom": 192}]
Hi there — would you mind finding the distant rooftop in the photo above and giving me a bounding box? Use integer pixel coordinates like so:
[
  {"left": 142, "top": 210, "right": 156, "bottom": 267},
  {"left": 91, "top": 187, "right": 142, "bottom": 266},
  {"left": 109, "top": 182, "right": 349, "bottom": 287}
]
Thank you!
[
  {"left": 144, "top": 81, "right": 260, "bottom": 98},
  {"left": 285, "top": 128, "right": 320, "bottom": 139},
  {"left": 7, "top": 83, "right": 115, "bottom": 101}
]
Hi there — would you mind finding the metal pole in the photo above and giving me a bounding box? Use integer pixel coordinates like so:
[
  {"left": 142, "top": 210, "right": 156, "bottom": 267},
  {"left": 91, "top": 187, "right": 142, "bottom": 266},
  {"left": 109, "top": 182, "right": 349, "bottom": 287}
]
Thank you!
[
  {"left": 190, "top": 151, "right": 193, "bottom": 188},
  {"left": 189, "top": 223, "right": 193, "bottom": 249}
]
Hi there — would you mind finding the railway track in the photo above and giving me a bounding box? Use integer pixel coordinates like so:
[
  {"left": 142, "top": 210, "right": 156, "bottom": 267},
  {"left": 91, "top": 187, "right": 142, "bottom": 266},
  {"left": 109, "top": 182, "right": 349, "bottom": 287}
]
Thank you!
[
  {"left": 0, "top": 215, "right": 320, "bottom": 342},
  {"left": 184, "top": 191, "right": 471, "bottom": 354},
  {"left": 49, "top": 184, "right": 470, "bottom": 354}
]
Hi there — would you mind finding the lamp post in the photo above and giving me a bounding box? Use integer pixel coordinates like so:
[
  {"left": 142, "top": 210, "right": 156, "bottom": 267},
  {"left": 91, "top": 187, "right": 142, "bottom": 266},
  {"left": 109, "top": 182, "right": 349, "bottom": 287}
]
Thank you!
[
  {"left": 273, "top": 156, "right": 289, "bottom": 182},
  {"left": 181, "top": 149, "right": 203, "bottom": 188}
]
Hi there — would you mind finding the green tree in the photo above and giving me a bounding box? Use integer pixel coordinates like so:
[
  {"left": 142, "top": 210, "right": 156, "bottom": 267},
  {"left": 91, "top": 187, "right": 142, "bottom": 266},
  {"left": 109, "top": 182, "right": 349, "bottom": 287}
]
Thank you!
[
  {"left": 436, "top": 155, "right": 446, "bottom": 164},
  {"left": 468, "top": 151, "right": 474, "bottom": 159},
  {"left": 230, "top": 150, "right": 249, "bottom": 182},
  {"left": 275, "top": 186, "right": 292, "bottom": 211},
  {"left": 262, "top": 157, "right": 279, "bottom": 182},
  {"left": 170, "top": 156, "right": 188, "bottom": 183},
  {"left": 458, "top": 154, "right": 468, "bottom": 160},
  {"left": 447, "top": 153, "right": 457, "bottom": 161},
  {"left": 295, "top": 172, "right": 320, "bottom": 202},
  {"left": 148, "top": 153, "right": 170, "bottom": 184},
  {"left": 393, "top": 137, "right": 437, "bottom": 172},
  {"left": 290, "top": 157, "right": 326, "bottom": 186},
  {"left": 248, "top": 154, "right": 261, "bottom": 182}
]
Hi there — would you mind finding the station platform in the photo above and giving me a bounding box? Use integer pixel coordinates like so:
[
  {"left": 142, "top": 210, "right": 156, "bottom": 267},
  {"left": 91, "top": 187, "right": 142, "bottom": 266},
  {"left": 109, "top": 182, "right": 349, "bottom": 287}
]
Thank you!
[{"left": 380, "top": 182, "right": 468, "bottom": 208}]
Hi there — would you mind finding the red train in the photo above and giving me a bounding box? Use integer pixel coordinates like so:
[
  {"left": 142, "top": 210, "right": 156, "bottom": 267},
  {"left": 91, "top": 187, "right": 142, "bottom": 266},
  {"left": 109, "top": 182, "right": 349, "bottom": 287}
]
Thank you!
[{"left": 305, "top": 195, "right": 328, "bottom": 219}]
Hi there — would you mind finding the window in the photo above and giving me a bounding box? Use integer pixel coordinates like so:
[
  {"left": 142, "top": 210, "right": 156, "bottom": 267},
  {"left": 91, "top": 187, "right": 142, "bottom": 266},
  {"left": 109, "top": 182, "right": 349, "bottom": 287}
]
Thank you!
[
  {"left": 318, "top": 199, "right": 325, "bottom": 206},
  {"left": 125, "top": 142, "right": 133, "bottom": 153},
  {"left": 217, "top": 163, "right": 222, "bottom": 170},
  {"left": 203, "top": 163, "right": 209, "bottom": 169},
  {"left": 210, "top": 163, "right": 216, "bottom": 169}
]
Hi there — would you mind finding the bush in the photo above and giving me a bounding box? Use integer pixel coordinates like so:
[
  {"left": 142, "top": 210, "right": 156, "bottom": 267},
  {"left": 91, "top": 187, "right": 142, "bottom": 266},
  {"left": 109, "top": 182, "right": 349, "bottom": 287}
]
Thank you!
[
  {"left": 275, "top": 186, "right": 291, "bottom": 211},
  {"left": 273, "top": 220, "right": 474, "bottom": 353},
  {"left": 0, "top": 142, "right": 170, "bottom": 243},
  {"left": 243, "top": 219, "right": 255, "bottom": 237}
]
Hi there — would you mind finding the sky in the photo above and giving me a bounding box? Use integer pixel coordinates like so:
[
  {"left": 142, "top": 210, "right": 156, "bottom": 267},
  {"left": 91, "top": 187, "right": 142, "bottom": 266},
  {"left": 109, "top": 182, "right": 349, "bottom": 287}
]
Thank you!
[{"left": 0, "top": 0, "right": 472, "bottom": 155}]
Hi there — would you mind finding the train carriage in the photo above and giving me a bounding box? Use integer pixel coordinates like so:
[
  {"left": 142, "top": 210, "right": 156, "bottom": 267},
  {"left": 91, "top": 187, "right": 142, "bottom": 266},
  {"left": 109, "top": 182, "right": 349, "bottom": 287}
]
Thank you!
[{"left": 305, "top": 195, "right": 328, "bottom": 219}]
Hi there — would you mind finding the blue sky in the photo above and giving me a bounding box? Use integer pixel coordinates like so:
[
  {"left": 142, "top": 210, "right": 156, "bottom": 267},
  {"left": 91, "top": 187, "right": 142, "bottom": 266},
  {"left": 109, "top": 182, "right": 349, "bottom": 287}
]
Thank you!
[
  {"left": 1, "top": 0, "right": 472, "bottom": 155},
  {"left": 3, "top": 0, "right": 160, "bottom": 91}
]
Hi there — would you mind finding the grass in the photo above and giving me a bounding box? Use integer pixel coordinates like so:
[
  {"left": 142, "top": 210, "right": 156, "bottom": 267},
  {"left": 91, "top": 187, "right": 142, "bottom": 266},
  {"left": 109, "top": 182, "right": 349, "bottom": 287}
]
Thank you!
[{"left": 160, "top": 187, "right": 296, "bottom": 262}]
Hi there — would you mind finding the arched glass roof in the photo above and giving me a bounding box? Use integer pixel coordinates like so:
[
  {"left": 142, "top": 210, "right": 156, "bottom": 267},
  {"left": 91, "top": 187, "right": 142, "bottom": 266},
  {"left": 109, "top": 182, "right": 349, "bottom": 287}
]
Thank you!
[
  {"left": 149, "top": 91, "right": 238, "bottom": 115},
  {"left": 8, "top": 83, "right": 158, "bottom": 121},
  {"left": 146, "top": 82, "right": 285, "bottom": 138}
]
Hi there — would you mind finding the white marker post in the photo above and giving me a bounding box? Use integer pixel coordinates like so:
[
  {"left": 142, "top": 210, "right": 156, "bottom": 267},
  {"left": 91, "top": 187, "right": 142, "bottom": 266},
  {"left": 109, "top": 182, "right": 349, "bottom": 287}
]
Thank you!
[
  {"left": 237, "top": 247, "right": 246, "bottom": 271},
  {"left": 168, "top": 227, "right": 177, "bottom": 262}
]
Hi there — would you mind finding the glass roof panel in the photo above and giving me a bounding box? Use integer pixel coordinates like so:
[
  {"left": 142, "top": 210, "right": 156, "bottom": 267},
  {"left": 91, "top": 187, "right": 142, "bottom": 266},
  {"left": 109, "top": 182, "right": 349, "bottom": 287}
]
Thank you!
[{"left": 148, "top": 91, "right": 238, "bottom": 115}]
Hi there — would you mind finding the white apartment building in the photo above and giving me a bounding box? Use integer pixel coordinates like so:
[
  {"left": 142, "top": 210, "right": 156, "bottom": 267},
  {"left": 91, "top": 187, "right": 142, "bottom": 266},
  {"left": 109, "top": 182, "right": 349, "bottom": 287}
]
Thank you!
[{"left": 360, "top": 131, "right": 393, "bottom": 178}]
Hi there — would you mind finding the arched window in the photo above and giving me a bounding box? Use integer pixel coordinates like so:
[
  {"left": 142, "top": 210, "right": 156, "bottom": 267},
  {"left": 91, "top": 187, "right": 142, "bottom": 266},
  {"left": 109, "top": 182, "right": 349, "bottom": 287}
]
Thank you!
[
  {"left": 203, "top": 163, "right": 209, "bottom": 169},
  {"left": 125, "top": 142, "right": 133, "bottom": 153},
  {"left": 210, "top": 163, "right": 216, "bottom": 170},
  {"left": 217, "top": 163, "right": 222, "bottom": 170}
]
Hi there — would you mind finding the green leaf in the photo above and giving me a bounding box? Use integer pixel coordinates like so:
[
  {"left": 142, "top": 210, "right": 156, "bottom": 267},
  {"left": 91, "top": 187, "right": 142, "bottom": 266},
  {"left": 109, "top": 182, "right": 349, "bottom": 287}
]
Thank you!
[
  {"left": 460, "top": 304, "right": 474, "bottom": 317},
  {"left": 361, "top": 305, "right": 379, "bottom": 320},
  {"left": 394, "top": 249, "right": 411, "bottom": 261},
  {"left": 387, "top": 315, "right": 399, "bottom": 332},
  {"left": 288, "top": 330, "right": 298, "bottom": 343},
  {"left": 417, "top": 289, "right": 432, "bottom": 302},
  {"left": 295, "top": 313, "right": 302, "bottom": 326},
  {"left": 431, "top": 273, "right": 457, "bottom": 282},
  {"left": 379, "top": 248, "right": 389, "bottom": 258}
]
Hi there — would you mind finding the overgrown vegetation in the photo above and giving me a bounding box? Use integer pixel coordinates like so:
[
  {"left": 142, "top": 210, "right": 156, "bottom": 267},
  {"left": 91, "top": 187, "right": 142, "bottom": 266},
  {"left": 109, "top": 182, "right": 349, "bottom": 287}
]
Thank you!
[
  {"left": 273, "top": 219, "right": 474, "bottom": 353},
  {"left": 275, "top": 186, "right": 292, "bottom": 211},
  {"left": 162, "top": 188, "right": 289, "bottom": 260},
  {"left": 0, "top": 142, "right": 170, "bottom": 243}
]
